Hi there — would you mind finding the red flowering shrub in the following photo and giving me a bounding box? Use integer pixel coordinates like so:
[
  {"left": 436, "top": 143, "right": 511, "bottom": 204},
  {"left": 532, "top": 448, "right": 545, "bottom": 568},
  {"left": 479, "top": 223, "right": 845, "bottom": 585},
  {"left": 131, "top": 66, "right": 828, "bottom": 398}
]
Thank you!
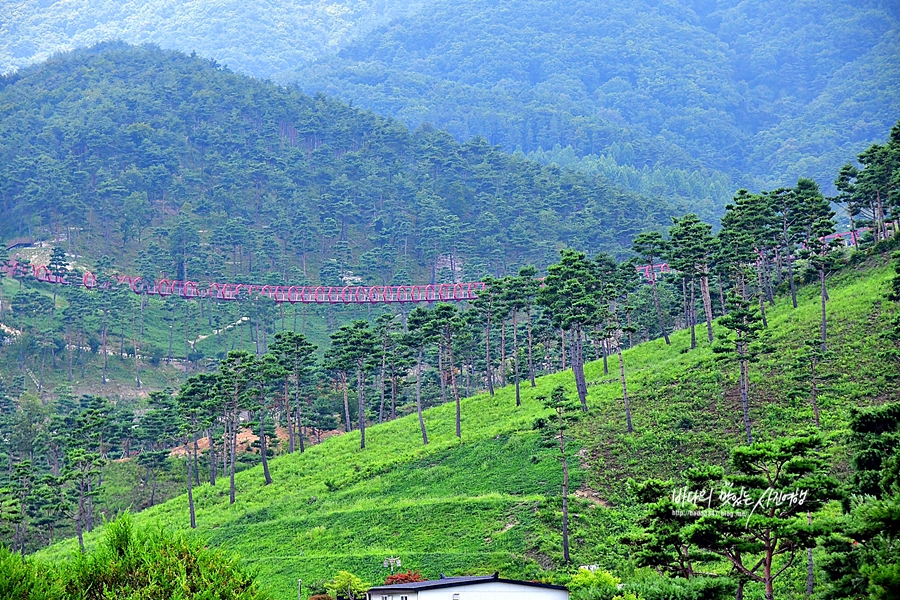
[{"left": 384, "top": 570, "right": 426, "bottom": 585}]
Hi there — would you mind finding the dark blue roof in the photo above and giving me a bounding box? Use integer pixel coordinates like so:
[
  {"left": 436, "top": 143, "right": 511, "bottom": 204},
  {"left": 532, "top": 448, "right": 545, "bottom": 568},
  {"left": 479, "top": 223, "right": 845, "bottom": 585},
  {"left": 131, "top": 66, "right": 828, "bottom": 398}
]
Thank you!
[{"left": 367, "top": 574, "right": 567, "bottom": 592}]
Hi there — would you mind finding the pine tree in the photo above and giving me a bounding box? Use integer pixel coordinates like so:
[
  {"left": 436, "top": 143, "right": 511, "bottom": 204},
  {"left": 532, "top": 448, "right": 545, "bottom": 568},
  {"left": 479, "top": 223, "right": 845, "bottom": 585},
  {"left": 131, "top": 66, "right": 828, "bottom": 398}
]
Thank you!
[
  {"left": 534, "top": 385, "right": 580, "bottom": 564},
  {"left": 795, "top": 178, "right": 837, "bottom": 351},
  {"left": 632, "top": 232, "right": 671, "bottom": 344},
  {"left": 669, "top": 214, "right": 716, "bottom": 346},
  {"left": 427, "top": 304, "right": 465, "bottom": 437},
  {"left": 215, "top": 351, "right": 257, "bottom": 505},
  {"left": 269, "top": 331, "right": 317, "bottom": 453},
  {"left": 405, "top": 306, "right": 434, "bottom": 445},
  {"left": 326, "top": 321, "right": 378, "bottom": 449},
  {"left": 538, "top": 249, "right": 603, "bottom": 412},
  {"left": 714, "top": 287, "right": 764, "bottom": 444}
]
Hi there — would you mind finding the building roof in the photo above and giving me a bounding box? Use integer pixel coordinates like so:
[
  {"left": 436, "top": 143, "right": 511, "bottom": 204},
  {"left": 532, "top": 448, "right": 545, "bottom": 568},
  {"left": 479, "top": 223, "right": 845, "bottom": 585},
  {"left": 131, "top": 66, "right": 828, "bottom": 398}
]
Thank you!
[{"left": 367, "top": 573, "right": 568, "bottom": 592}]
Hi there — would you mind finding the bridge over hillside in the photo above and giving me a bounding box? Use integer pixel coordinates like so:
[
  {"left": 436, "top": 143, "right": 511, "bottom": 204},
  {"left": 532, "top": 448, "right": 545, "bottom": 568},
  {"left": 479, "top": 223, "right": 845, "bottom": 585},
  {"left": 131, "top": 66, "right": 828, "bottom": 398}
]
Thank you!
[{"left": 0, "top": 227, "right": 865, "bottom": 305}]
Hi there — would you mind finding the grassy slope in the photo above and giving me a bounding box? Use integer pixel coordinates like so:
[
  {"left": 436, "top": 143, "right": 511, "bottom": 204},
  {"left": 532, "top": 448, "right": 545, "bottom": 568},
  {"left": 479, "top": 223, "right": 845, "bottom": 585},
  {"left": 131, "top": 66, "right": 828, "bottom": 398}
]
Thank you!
[{"left": 37, "top": 258, "right": 899, "bottom": 599}]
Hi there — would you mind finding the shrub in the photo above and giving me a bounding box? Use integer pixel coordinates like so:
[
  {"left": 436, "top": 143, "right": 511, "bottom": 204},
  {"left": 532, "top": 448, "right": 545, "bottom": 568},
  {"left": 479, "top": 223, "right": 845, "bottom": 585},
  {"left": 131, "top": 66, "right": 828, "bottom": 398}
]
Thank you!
[
  {"left": 568, "top": 568, "right": 621, "bottom": 600},
  {"left": 385, "top": 570, "right": 425, "bottom": 585},
  {"left": 62, "top": 513, "right": 269, "bottom": 599},
  {"left": 0, "top": 546, "right": 61, "bottom": 600},
  {"left": 623, "top": 576, "right": 735, "bottom": 600},
  {"left": 324, "top": 570, "right": 369, "bottom": 600}
]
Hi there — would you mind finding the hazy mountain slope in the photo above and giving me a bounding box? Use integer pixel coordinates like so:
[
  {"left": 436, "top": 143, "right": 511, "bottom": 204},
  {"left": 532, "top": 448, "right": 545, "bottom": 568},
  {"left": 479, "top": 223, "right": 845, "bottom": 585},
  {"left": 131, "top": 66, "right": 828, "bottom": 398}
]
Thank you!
[
  {"left": 1, "top": 0, "right": 428, "bottom": 80},
  {"left": 6, "top": 2, "right": 894, "bottom": 208},
  {"left": 292, "top": 0, "right": 899, "bottom": 193},
  {"left": 36, "top": 257, "right": 900, "bottom": 599},
  {"left": 0, "top": 44, "right": 671, "bottom": 284}
]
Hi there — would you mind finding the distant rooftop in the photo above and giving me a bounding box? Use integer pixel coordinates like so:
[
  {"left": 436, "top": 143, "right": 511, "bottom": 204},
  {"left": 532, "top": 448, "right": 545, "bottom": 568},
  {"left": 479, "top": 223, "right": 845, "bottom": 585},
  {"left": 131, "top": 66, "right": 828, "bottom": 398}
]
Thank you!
[{"left": 366, "top": 573, "right": 567, "bottom": 592}]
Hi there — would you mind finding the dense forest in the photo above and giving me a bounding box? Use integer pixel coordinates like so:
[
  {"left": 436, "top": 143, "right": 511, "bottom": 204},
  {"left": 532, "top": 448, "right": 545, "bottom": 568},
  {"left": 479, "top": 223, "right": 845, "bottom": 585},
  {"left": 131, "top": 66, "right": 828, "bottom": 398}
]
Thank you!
[
  {"left": 4, "top": 1, "right": 898, "bottom": 207},
  {"left": 0, "top": 42, "right": 898, "bottom": 593},
  {"left": 0, "top": 18, "right": 899, "bottom": 600},
  {"left": 0, "top": 43, "right": 671, "bottom": 281},
  {"left": 294, "top": 0, "right": 900, "bottom": 194},
  {"left": 0, "top": 0, "right": 425, "bottom": 81}
]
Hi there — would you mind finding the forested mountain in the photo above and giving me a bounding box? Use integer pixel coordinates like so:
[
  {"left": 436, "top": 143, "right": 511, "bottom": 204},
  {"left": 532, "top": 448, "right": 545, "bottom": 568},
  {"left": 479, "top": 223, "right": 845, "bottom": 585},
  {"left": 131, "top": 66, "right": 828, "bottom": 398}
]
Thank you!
[
  {"left": 0, "top": 43, "right": 671, "bottom": 285},
  {"left": 4, "top": 2, "right": 897, "bottom": 208},
  {"left": 295, "top": 0, "right": 900, "bottom": 195},
  {"left": 0, "top": 0, "right": 425, "bottom": 81}
]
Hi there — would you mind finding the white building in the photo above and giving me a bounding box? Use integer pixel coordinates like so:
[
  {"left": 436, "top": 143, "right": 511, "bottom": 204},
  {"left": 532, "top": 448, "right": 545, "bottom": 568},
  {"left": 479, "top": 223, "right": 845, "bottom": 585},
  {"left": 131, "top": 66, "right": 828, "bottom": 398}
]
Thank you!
[{"left": 366, "top": 573, "right": 569, "bottom": 600}]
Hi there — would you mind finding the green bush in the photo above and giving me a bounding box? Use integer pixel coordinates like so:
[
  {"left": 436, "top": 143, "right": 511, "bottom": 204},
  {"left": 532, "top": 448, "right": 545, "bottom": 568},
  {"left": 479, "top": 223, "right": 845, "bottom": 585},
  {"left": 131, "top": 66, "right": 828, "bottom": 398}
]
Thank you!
[
  {"left": 62, "top": 513, "right": 269, "bottom": 600},
  {"left": 324, "top": 571, "right": 369, "bottom": 600},
  {"left": 623, "top": 577, "right": 735, "bottom": 600},
  {"left": 568, "top": 568, "right": 621, "bottom": 600},
  {"left": 0, "top": 546, "right": 61, "bottom": 600}
]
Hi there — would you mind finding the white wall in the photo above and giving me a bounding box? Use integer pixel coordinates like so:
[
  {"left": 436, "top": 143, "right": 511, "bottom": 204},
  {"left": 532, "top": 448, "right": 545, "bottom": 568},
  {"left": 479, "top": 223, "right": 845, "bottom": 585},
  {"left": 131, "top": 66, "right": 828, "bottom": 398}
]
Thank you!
[{"left": 417, "top": 581, "right": 568, "bottom": 600}]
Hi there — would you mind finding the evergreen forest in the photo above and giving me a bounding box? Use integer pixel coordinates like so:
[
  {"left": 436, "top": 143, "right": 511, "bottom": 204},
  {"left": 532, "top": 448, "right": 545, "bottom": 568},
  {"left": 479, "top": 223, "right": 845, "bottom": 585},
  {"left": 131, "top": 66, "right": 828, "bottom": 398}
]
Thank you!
[{"left": 0, "top": 19, "right": 898, "bottom": 600}]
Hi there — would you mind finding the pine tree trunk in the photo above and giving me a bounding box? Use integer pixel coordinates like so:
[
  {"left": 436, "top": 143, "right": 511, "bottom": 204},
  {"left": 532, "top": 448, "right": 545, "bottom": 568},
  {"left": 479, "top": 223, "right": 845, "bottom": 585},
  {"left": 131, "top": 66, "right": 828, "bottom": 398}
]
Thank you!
[
  {"left": 193, "top": 434, "right": 200, "bottom": 487},
  {"left": 357, "top": 365, "right": 366, "bottom": 450},
  {"left": 700, "top": 274, "right": 714, "bottom": 343},
  {"left": 561, "top": 329, "right": 567, "bottom": 370},
  {"left": 717, "top": 272, "right": 728, "bottom": 315},
  {"left": 448, "top": 338, "right": 462, "bottom": 439},
  {"left": 618, "top": 342, "right": 632, "bottom": 433},
  {"left": 652, "top": 274, "right": 670, "bottom": 344},
  {"left": 416, "top": 347, "right": 428, "bottom": 445},
  {"left": 379, "top": 342, "right": 387, "bottom": 423},
  {"left": 513, "top": 308, "right": 520, "bottom": 406},
  {"left": 187, "top": 433, "right": 196, "bottom": 528},
  {"left": 820, "top": 265, "right": 827, "bottom": 351},
  {"left": 286, "top": 380, "right": 295, "bottom": 453},
  {"left": 229, "top": 411, "right": 237, "bottom": 505},
  {"left": 788, "top": 255, "right": 798, "bottom": 309},
  {"left": 689, "top": 277, "right": 697, "bottom": 349},
  {"left": 484, "top": 319, "right": 494, "bottom": 395},
  {"left": 341, "top": 372, "right": 351, "bottom": 433},
  {"left": 811, "top": 356, "right": 821, "bottom": 427},
  {"left": 391, "top": 374, "right": 397, "bottom": 420},
  {"left": 500, "top": 319, "right": 507, "bottom": 387},
  {"left": 572, "top": 327, "right": 588, "bottom": 412},
  {"left": 756, "top": 259, "right": 768, "bottom": 328},
  {"left": 526, "top": 309, "right": 536, "bottom": 386},
  {"left": 76, "top": 485, "right": 85, "bottom": 551},
  {"left": 296, "top": 404, "right": 305, "bottom": 453},
  {"left": 208, "top": 428, "right": 216, "bottom": 486},
  {"left": 260, "top": 407, "right": 272, "bottom": 484},
  {"left": 740, "top": 345, "right": 753, "bottom": 444},
  {"left": 436, "top": 343, "right": 447, "bottom": 404}
]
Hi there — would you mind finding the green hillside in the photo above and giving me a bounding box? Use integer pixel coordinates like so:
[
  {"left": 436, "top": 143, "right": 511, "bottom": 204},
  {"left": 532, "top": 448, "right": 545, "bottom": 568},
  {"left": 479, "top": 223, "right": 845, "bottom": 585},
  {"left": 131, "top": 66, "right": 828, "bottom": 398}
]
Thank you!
[{"left": 36, "top": 253, "right": 900, "bottom": 599}]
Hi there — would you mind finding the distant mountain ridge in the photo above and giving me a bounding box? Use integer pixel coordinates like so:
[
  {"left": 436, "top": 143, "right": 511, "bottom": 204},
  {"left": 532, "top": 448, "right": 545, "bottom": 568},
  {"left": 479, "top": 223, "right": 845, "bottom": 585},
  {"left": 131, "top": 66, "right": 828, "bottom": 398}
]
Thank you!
[
  {"left": 4, "top": 1, "right": 896, "bottom": 207},
  {"left": 1, "top": 0, "right": 428, "bottom": 81},
  {"left": 0, "top": 43, "right": 671, "bottom": 286},
  {"left": 293, "top": 0, "right": 900, "bottom": 193}
]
